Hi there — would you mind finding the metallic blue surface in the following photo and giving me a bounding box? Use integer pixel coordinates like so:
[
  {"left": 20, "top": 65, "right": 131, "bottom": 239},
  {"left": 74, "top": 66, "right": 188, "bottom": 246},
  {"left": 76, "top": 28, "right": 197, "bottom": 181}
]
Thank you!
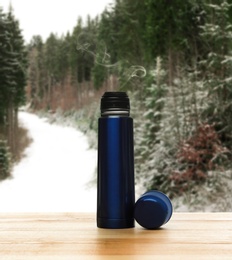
[
  {"left": 97, "top": 116, "right": 135, "bottom": 228},
  {"left": 134, "top": 190, "right": 173, "bottom": 229}
]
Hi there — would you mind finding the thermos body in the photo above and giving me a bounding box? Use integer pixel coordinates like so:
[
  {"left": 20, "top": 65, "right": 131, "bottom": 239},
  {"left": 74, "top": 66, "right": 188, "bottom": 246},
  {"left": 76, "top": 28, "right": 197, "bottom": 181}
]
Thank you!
[
  {"left": 96, "top": 92, "right": 173, "bottom": 230},
  {"left": 97, "top": 92, "right": 135, "bottom": 229}
]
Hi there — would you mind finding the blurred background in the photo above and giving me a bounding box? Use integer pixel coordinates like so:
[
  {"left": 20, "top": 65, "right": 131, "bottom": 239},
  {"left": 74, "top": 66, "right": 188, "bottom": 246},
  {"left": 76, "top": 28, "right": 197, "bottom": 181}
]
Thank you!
[{"left": 0, "top": 0, "right": 232, "bottom": 212}]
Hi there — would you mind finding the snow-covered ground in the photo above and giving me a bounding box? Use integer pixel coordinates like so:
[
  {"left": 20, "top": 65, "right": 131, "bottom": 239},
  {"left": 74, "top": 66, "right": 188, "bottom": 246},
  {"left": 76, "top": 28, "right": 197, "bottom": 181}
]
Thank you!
[{"left": 0, "top": 112, "right": 97, "bottom": 212}]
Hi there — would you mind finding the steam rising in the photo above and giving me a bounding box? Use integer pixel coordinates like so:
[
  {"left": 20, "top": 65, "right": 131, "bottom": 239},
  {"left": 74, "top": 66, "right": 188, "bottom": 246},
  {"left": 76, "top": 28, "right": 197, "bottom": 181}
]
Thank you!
[
  {"left": 76, "top": 32, "right": 146, "bottom": 85},
  {"left": 128, "top": 65, "right": 146, "bottom": 78},
  {"left": 76, "top": 32, "right": 118, "bottom": 67}
]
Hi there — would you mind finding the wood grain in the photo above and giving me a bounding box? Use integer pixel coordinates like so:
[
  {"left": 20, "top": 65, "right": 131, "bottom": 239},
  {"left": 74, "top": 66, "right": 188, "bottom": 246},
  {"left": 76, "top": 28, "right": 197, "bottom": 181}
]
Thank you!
[{"left": 0, "top": 213, "right": 231, "bottom": 259}]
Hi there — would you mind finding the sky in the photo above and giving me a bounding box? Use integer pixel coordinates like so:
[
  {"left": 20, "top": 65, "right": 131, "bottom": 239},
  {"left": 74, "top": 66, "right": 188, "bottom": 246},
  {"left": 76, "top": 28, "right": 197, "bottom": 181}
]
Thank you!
[{"left": 1, "top": 0, "right": 114, "bottom": 43}]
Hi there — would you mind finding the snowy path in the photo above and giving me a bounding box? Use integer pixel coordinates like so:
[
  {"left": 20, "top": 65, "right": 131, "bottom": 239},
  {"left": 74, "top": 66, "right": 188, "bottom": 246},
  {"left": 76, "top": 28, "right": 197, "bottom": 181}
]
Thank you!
[{"left": 0, "top": 112, "right": 97, "bottom": 212}]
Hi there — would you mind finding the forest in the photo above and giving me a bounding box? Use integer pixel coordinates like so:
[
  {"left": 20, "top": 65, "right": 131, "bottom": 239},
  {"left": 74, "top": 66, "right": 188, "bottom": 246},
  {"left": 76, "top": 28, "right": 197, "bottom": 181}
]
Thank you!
[{"left": 1, "top": 0, "right": 232, "bottom": 210}]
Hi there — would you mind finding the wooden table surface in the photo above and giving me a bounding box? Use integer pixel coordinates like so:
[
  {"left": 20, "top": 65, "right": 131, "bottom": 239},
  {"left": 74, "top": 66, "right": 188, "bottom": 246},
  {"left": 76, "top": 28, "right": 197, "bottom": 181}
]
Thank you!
[{"left": 0, "top": 212, "right": 231, "bottom": 259}]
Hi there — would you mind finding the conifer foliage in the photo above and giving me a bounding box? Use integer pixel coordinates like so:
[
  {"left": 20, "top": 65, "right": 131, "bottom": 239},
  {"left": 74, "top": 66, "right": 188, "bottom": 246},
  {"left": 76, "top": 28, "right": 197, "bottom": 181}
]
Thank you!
[{"left": 0, "top": 6, "right": 27, "bottom": 178}]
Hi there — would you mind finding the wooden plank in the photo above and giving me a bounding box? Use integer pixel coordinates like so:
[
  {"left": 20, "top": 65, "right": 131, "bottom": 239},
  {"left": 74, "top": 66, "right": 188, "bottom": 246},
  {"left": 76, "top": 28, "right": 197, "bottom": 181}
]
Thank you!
[{"left": 0, "top": 213, "right": 231, "bottom": 259}]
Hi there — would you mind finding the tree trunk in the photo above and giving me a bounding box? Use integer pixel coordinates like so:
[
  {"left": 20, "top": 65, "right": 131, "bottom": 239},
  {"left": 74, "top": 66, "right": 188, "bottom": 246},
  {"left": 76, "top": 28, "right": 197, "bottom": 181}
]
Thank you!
[
  {"left": 168, "top": 47, "right": 181, "bottom": 141},
  {"left": 7, "top": 98, "right": 14, "bottom": 157}
]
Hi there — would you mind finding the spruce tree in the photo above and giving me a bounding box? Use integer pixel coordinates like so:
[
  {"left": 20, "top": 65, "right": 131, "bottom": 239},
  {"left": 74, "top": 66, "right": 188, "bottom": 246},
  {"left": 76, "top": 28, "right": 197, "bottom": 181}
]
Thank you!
[
  {"left": 0, "top": 8, "right": 10, "bottom": 127},
  {"left": 200, "top": 1, "right": 232, "bottom": 149},
  {"left": 5, "top": 7, "right": 27, "bottom": 156},
  {"left": 0, "top": 5, "right": 26, "bottom": 174}
]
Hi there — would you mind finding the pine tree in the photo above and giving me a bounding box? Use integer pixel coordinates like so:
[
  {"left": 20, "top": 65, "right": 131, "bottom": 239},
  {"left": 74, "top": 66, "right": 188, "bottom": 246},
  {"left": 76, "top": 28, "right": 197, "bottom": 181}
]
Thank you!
[
  {"left": 6, "top": 8, "right": 27, "bottom": 156},
  {"left": 0, "top": 8, "right": 10, "bottom": 128},
  {"left": 0, "top": 5, "right": 27, "bottom": 169},
  {"left": 28, "top": 35, "right": 46, "bottom": 108},
  {"left": 199, "top": 1, "right": 232, "bottom": 149},
  {"left": 0, "top": 7, "right": 18, "bottom": 144}
]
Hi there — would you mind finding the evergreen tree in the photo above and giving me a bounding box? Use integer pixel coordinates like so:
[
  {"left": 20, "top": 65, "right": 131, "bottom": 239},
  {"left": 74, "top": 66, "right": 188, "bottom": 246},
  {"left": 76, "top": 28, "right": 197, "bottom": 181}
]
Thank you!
[
  {"left": 6, "top": 8, "right": 27, "bottom": 108},
  {"left": 71, "top": 17, "right": 83, "bottom": 84},
  {"left": 0, "top": 140, "right": 11, "bottom": 179},
  {"left": 0, "top": 7, "right": 10, "bottom": 127},
  {"left": 28, "top": 35, "right": 46, "bottom": 108},
  {"left": 6, "top": 7, "right": 27, "bottom": 156},
  {"left": 199, "top": 1, "right": 232, "bottom": 149},
  {"left": 0, "top": 5, "right": 27, "bottom": 168}
]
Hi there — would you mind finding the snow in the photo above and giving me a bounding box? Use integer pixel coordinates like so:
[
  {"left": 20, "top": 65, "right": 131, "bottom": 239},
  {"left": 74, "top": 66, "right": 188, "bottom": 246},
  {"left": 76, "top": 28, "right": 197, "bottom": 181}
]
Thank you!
[{"left": 0, "top": 112, "right": 97, "bottom": 212}]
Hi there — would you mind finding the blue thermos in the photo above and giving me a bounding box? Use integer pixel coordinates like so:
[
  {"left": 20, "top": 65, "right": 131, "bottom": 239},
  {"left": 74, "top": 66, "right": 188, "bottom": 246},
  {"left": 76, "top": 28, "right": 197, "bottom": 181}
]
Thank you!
[{"left": 97, "top": 92, "right": 135, "bottom": 228}]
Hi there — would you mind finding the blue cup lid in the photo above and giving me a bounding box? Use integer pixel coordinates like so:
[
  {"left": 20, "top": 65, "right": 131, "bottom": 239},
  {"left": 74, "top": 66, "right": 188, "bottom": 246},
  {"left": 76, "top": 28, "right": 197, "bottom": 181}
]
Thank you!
[{"left": 134, "top": 190, "right": 173, "bottom": 229}]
